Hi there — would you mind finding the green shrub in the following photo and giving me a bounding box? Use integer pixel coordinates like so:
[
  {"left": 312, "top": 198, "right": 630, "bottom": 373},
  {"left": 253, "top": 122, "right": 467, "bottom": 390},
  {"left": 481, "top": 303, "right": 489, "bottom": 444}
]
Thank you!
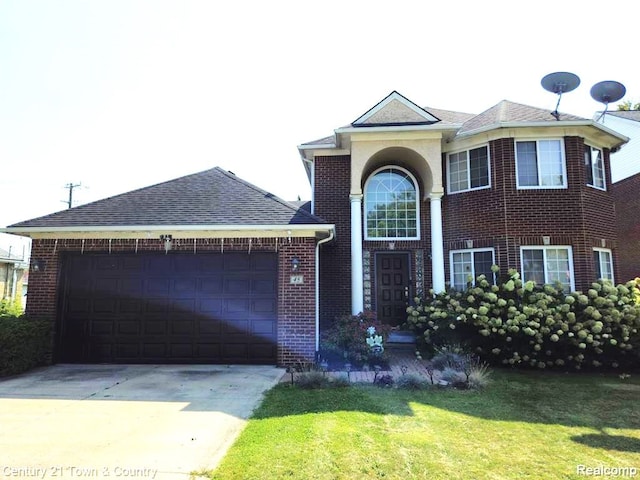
[
  {"left": 295, "top": 371, "right": 350, "bottom": 389},
  {"left": 0, "top": 316, "right": 51, "bottom": 377},
  {"left": 395, "top": 373, "right": 427, "bottom": 390},
  {"left": 440, "top": 367, "right": 468, "bottom": 387},
  {"left": 406, "top": 271, "right": 640, "bottom": 370},
  {"left": 0, "top": 299, "right": 23, "bottom": 317},
  {"left": 429, "top": 344, "right": 468, "bottom": 370},
  {"left": 320, "top": 311, "right": 391, "bottom": 368}
]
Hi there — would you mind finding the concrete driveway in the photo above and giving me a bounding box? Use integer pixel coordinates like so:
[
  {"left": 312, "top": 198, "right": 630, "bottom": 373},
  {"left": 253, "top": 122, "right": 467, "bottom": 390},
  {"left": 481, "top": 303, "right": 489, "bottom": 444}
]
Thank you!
[{"left": 0, "top": 364, "right": 284, "bottom": 480}]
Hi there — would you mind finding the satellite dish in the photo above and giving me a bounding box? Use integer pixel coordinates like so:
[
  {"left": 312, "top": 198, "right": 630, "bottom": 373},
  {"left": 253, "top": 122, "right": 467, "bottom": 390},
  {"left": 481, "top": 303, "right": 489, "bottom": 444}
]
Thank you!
[
  {"left": 541, "top": 72, "right": 581, "bottom": 120},
  {"left": 591, "top": 80, "right": 626, "bottom": 122}
]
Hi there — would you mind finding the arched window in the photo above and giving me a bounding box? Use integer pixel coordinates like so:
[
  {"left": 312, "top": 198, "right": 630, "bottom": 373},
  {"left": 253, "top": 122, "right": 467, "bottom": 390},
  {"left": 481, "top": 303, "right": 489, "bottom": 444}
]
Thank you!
[{"left": 364, "top": 167, "right": 419, "bottom": 240}]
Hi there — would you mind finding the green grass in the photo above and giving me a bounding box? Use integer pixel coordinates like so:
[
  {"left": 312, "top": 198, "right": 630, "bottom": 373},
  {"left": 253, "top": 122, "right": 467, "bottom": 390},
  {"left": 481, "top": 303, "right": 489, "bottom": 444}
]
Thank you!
[{"left": 206, "top": 370, "right": 640, "bottom": 480}]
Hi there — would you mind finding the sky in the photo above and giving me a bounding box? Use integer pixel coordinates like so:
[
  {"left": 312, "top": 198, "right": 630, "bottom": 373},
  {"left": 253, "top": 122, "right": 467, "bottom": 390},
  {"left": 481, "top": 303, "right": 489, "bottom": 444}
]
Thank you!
[{"left": 1, "top": 0, "right": 638, "bottom": 255}]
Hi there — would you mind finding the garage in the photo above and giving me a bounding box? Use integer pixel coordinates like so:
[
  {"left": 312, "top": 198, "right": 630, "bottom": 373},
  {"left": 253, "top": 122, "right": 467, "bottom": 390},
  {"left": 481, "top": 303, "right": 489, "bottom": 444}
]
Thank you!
[{"left": 57, "top": 252, "right": 278, "bottom": 364}]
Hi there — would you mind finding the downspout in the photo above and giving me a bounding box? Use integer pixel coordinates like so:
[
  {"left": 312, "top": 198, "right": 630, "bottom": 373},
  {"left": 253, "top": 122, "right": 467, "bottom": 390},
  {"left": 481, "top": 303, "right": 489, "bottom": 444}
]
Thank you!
[
  {"left": 10, "top": 266, "right": 17, "bottom": 301},
  {"left": 302, "top": 157, "right": 315, "bottom": 214},
  {"left": 315, "top": 229, "right": 334, "bottom": 353}
]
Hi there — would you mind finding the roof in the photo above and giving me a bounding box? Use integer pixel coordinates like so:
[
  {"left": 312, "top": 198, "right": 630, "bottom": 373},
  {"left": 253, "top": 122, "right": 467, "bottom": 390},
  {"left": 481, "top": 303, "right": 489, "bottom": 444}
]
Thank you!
[
  {"left": 603, "top": 110, "right": 640, "bottom": 122},
  {"left": 7, "top": 167, "right": 327, "bottom": 229},
  {"left": 300, "top": 95, "right": 604, "bottom": 146},
  {"left": 458, "top": 100, "right": 586, "bottom": 135},
  {"left": 0, "top": 247, "right": 24, "bottom": 264}
]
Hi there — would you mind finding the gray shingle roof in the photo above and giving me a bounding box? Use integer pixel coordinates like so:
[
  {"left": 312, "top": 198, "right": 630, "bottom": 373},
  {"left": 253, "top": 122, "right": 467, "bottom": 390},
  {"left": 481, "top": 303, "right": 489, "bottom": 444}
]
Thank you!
[
  {"left": 604, "top": 110, "right": 640, "bottom": 122},
  {"left": 458, "top": 100, "right": 587, "bottom": 135},
  {"left": 421, "top": 107, "right": 476, "bottom": 125},
  {"left": 300, "top": 96, "right": 593, "bottom": 146},
  {"left": 8, "top": 167, "right": 326, "bottom": 228}
]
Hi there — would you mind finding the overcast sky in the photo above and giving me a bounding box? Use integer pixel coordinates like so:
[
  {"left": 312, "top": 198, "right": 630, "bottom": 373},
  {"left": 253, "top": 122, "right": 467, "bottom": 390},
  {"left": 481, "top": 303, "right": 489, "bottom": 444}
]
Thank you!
[{"left": 1, "top": 0, "right": 638, "bottom": 253}]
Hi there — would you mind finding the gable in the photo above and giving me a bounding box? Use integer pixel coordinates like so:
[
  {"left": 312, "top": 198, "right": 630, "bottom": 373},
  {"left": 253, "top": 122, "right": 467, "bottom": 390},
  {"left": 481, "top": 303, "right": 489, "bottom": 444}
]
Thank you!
[{"left": 352, "top": 91, "right": 440, "bottom": 126}]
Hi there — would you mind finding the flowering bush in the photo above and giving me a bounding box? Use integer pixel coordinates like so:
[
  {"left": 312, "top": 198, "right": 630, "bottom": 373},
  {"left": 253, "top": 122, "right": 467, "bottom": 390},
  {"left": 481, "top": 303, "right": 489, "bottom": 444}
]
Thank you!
[
  {"left": 320, "top": 311, "right": 391, "bottom": 368},
  {"left": 406, "top": 270, "right": 640, "bottom": 370}
]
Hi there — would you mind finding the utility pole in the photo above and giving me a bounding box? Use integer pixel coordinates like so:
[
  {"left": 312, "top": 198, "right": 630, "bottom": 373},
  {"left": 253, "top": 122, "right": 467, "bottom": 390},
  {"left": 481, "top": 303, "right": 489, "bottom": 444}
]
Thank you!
[{"left": 62, "top": 182, "right": 81, "bottom": 209}]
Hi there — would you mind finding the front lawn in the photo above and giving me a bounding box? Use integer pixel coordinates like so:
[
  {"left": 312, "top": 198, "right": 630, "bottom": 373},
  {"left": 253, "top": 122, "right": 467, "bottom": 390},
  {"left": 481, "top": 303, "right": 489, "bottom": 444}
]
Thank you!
[{"left": 206, "top": 370, "right": 640, "bottom": 480}]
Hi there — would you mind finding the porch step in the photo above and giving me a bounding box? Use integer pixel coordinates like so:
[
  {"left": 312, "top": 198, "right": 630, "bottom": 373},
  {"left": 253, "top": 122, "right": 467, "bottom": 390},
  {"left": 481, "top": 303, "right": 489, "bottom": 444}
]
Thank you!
[
  {"left": 386, "top": 331, "right": 416, "bottom": 354},
  {"left": 387, "top": 331, "right": 416, "bottom": 344}
]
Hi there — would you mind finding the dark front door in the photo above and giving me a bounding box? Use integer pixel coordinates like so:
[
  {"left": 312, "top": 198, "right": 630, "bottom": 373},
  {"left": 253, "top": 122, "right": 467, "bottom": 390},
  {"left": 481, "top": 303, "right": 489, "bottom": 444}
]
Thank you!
[{"left": 375, "top": 253, "right": 410, "bottom": 327}]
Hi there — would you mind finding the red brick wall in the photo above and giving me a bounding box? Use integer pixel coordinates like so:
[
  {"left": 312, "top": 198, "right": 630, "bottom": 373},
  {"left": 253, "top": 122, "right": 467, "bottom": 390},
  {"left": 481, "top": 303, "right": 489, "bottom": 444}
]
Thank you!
[
  {"left": 314, "top": 155, "right": 352, "bottom": 324},
  {"left": 612, "top": 173, "right": 640, "bottom": 282},
  {"left": 26, "top": 236, "right": 317, "bottom": 366},
  {"left": 442, "top": 137, "right": 618, "bottom": 291}
]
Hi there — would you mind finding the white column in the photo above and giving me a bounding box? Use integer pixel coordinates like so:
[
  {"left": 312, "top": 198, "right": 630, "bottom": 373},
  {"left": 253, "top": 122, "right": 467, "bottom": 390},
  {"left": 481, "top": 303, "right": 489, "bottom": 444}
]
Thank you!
[
  {"left": 430, "top": 193, "right": 446, "bottom": 293},
  {"left": 350, "top": 194, "right": 364, "bottom": 314}
]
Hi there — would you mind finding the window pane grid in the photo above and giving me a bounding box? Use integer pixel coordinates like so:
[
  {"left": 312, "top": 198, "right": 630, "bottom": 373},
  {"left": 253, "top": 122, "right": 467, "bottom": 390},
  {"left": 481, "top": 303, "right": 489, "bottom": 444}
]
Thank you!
[
  {"left": 451, "top": 249, "right": 495, "bottom": 290},
  {"left": 585, "top": 146, "right": 605, "bottom": 189},
  {"left": 522, "top": 247, "right": 572, "bottom": 292},
  {"left": 448, "top": 147, "right": 489, "bottom": 193},
  {"left": 517, "top": 140, "right": 565, "bottom": 188},
  {"left": 594, "top": 249, "right": 613, "bottom": 282},
  {"left": 365, "top": 168, "right": 418, "bottom": 239}
]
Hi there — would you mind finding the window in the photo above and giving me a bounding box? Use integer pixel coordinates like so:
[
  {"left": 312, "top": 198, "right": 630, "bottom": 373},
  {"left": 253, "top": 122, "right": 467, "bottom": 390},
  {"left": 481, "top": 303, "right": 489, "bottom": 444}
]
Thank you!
[
  {"left": 364, "top": 167, "right": 419, "bottom": 239},
  {"left": 585, "top": 145, "right": 605, "bottom": 190},
  {"left": 593, "top": 248, "right": 614, "bottom": 282},
  {"left": 450, "top": 248, "right": 495, "bottom": 290},
  {"left": 520, "top": 246, "right": 574, "bottom": 291},
  {"left": 516, "top": 139, "right": 566, "bottom": 188},
  {"left": 447, "top": 146, "right": 490, "bottom": 193}
]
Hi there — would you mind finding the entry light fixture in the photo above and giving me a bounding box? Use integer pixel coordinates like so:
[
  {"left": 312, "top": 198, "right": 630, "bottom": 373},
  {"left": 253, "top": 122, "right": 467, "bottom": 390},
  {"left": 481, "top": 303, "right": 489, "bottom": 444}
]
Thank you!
[
  {"left": 32, "top": 259, "right": 46, "bottom": 272},
  {"left": 160, "top": 234, "right": 173, "bottom": 252},
  {"left": 291, "top": 257, "right": 300, "bottom": 272}
]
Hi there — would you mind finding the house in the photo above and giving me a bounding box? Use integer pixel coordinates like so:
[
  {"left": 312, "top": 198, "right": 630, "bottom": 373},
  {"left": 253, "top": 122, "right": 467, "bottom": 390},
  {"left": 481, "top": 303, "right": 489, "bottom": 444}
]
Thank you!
[
  {"left": 598, "top": 110, "right": 640, "bottom": 283},
  {"left": 4, "top": 168, "right": 334, "bottom": 365},
  {"left": 0, "top": 246, "right": 27, "bottom": 307},
  {"left": 3, "top": 91, "right": 630, "bottom": 366},
  {"left": 298, "top": 91, "right": 628, "bottom": 328}
]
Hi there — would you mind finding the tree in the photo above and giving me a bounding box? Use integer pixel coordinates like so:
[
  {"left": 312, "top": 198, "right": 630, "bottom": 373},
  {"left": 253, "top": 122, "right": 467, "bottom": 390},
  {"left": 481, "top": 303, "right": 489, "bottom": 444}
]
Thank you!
[{"left": 617, "top": 100, "right": 640, "bottom": 111}]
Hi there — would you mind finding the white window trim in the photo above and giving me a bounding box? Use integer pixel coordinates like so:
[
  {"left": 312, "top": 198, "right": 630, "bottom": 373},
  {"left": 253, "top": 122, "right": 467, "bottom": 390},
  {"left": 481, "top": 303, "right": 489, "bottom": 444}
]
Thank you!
[
  {"left": 585, "top": 144, "right": 606, "bottom": 191},
  {"left": 519, "top": 245, "right": 575, "bottom": 291},
  {"left": 446, "top": 145, "right": 491, "bottom": 195},
  {"left": 515, "top": 139, "right": 568, "bottom": 190},
  {"left": 449, "top": 247, "right": 495, "bottom": 289},
  {"left": 593, "top": 247, "right": 614, "bottom": 283},
  {"left": 363, "top": 165, "right": 421, "bottom": 241}
]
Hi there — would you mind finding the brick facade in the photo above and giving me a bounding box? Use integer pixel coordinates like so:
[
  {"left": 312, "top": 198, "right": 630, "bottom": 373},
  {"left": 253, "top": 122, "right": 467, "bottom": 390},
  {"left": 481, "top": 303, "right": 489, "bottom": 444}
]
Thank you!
[
  {"left": 315, "top": 135, "right": 620, "bottom": 324},
  {"left": 27, "top": 236, "right": 317, "bottom": 366},
  {"left": 612, "top": 173, "right": 640, "bottom": 282},
  {"left": 314, "top": 155, "right": 352, "bottom": 326},
  {"left": 443, "top": 136, "right": 617, "bottom": 291}
]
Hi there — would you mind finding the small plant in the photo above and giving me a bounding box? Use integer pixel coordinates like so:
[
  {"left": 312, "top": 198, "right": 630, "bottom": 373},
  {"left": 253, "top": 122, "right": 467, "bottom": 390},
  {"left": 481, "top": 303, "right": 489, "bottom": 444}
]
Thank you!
[
  {"left": 395, "top": 374, "right": 426, "bottom": 390},
  {"left": 467, "top": 361, "right": 492, "bottom": 390},
  {"left": 440, "top": 367, "right": 467, "bottom": 388},
  {"left": 430, "top": 344, "right": 469, "bottom": 371},
  {"left": 296, "top": 371, "right": 332, "bottom": 389},
  {"left": 320, "top": 311, "right": 391, "bottom": 368},
  {"left": 374, "top": 374, "right": 394, "bottom": 388}
]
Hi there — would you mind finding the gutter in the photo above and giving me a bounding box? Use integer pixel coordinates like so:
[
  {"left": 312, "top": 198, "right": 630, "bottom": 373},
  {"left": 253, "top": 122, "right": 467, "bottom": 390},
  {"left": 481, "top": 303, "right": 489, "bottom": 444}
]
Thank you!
[
  {"left": 315, "top": 229, "right": 334, "bottom": 354},
  {"left": 334, "top": 123, "right": 462, "bottom": 135},
  {"left": 457, "top": 120, "right": 629, "bottom": 146},
  {"left": 2, "top": 224, "right": 334, "bottom": 234}
]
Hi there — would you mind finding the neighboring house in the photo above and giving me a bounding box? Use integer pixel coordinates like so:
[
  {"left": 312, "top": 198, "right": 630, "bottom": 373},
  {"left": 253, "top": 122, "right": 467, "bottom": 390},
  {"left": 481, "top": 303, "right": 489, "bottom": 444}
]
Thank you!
[
  {"left": 298, "top": 91, "right": 628, "bottom": 327},
  {"left": 4, "top": 168, "right": 334, "bottom": 365},
  {"left": 0, "top": 247, "right": 27, "bottom": 307},
  {"left": 598, "top": 111, "right": 640, "bottom": 282}
]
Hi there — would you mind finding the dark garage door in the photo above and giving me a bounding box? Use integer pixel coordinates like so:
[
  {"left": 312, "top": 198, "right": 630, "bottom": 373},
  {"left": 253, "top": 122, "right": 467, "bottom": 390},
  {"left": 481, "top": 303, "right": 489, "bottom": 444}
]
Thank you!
[{"left": 58, "top": 252, "right": 278, "bottom": 364}]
